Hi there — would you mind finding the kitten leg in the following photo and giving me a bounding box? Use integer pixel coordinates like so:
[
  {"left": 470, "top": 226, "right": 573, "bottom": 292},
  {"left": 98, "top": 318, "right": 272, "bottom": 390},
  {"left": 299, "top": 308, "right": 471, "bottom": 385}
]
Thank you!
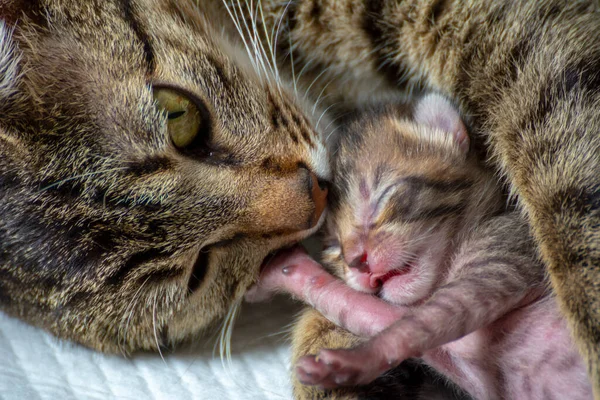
[{"left": 246, "top": 246, "right": 406, "bottom": 336}]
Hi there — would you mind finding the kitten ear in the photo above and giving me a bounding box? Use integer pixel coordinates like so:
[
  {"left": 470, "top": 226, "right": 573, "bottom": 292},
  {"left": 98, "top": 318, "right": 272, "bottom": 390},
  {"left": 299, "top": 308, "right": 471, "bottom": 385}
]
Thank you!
[{"left": 414, "top": 94, "right": 469, "bottom": 153}]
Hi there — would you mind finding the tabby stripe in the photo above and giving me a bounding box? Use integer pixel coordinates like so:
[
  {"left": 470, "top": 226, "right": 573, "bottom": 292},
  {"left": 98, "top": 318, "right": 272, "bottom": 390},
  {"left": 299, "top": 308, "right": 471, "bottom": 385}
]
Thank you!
[
  {"left": 127, "top": 155, "right": 172, "bottom": 176},
  {"left": 395, "top": 175, "right": 472, "bottom": 194},
  {"left": 205, "top": 54, "right": 232, "bottom": 91},
  {"left": 548, "top": 184, "right": 600, "bottom": 219},
  {"left": 122, "top": 0, "right": 155, "bottom": 74},
  {"left": 402, "top": 203, "right": 466, "bottom": 222},
  {"left": 378, "top": 175, "right": 472, "bottom": 212},
  {"left": 107, "top": 248, "right": 172, "bottom": 285},
  {"left": 292, "top": 114, "right": 316, "bottom": 148},
  {"left": 134, "top": 267, "right": 184, "bottom": 285},
  {"left": 362, "top": 0, "right": 406, "bottom": 86},
  {"left": 187, "top": 250, "right": 208, "bottom": 294}
]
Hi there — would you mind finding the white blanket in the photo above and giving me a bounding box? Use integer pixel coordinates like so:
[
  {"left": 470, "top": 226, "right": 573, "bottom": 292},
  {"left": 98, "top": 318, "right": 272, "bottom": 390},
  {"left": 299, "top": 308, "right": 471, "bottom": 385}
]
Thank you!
[{"left": 0, "top": 298, "right": 302, "bottom": 400}]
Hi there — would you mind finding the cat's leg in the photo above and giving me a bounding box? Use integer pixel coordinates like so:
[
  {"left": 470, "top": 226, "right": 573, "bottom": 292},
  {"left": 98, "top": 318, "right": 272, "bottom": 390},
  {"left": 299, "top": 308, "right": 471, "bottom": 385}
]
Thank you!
[{"left": 291, "top": 308, "right": 363, "bottom": 400}]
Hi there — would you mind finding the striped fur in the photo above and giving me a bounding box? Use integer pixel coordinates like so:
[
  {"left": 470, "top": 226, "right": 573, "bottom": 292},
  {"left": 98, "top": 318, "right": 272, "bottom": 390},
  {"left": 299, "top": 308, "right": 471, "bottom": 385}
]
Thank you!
[{"left": 0, "top": 0, "right": 329, "bottom": 353}]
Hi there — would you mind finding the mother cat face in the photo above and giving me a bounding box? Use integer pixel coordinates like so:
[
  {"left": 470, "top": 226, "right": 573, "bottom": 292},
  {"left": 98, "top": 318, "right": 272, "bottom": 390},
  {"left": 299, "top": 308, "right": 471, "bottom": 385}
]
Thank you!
[{"left": 0, "top": 0, "right": 329, "bottom": 352}]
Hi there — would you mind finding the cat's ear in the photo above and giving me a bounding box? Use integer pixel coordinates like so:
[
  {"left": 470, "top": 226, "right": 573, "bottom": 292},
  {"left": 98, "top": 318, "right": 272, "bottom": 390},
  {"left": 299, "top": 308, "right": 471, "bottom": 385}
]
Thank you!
[{"left": 414, "top": 93, "right": 469, "bottom": 153}]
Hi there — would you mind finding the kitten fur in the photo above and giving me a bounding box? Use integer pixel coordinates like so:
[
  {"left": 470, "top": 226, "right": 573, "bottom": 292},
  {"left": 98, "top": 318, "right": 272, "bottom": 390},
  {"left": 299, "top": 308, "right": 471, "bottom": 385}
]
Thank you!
[{"left": 300, "top": 96, "right": 590, "bottom": 399}]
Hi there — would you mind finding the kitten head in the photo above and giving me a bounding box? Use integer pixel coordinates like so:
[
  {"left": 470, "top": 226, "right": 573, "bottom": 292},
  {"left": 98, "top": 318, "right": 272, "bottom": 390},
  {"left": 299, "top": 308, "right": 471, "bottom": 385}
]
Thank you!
[
  {"left": 0, "top": 0, "right": 329, "bottom": 352},
  {"left": 324, "top": 94, "right": 501, "bottom": 305}
]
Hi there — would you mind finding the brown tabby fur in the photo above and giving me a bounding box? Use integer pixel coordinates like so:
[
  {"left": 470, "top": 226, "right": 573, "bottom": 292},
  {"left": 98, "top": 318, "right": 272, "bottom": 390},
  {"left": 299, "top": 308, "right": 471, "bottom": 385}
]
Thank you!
[
  {"left": 253, "top": 0, "right": 600, "bottom": 397},
  {"left": 1, "top": 0, "right": 600, "bottom": 397},
  {"left": 0, "top": 0, "right": 329, "bottom": 354}
]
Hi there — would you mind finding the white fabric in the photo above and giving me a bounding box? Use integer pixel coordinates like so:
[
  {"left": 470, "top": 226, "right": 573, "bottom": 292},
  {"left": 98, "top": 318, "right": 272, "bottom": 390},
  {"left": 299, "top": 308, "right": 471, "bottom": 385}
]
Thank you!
[{"left": 0, "top": 299, "right": 301, "bottom": 400}]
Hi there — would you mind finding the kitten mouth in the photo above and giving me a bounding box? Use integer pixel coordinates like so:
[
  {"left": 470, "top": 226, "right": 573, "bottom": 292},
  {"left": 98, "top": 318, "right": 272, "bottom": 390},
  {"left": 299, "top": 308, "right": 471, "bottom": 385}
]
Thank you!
[{"left": 372, "top": 263, "right": 413, "bottom": 287}]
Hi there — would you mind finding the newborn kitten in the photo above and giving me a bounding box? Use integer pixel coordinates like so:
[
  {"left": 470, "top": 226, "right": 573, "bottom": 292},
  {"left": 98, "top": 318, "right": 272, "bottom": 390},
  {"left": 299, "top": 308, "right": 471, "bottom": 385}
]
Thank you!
[{"left": 248, "top": 94, "right": 592, "bottom": 399}]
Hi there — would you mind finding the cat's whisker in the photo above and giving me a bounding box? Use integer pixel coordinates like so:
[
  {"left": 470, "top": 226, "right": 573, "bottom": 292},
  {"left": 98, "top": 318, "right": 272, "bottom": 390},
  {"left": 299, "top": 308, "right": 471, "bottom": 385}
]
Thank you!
[
  {"left": 258, "top": 0, "right": 281, "bottom": 87},
  {"left": 260, "top": 319, "right": 296, "bottom": 340},
  {"left": 37, "top": 167, "right": 128, "bottom": 193},
  {"left": 247, "top": 0, "right": 273, "bottom": 78},
  {"left": 118, "top": 275, "right": 152, "bottom": 356},
  {"left": 323, "top": 110, "right": 354, "bottom": 133},
  {"left": 294, "top": 58, "right": 313, "bottom": 93},
  {"left": 234, "top": 0, "right": 265, "bottom": 77},
  {"left": 312, "top": 81, "right": 335, "bottom": 115},
  {"left": 271, "top": 0, "right": 295, "bottom": 86},
  {"left": 287, "top": 22, "right": 298, "bottom": 94},
  {"left": 153, "top": 292, "right": 167, "bottom": 366},
  {"left": 243, "top": 0, "right": 274, "bottom": 80},
  {"left": 303, "top": 66, "right": 331, "bottom": 102},
  {"left": 217, "top": 298, "right": 242, "bottom": 377},
  {"left": 220, "top": 0, "right": 259, "bottom": 74},
  {"left": 324, "top": 118, "right": 348, "bottom": 145},
  {"left": 315, "top": 100, "right": 340, "bottom": 132}
]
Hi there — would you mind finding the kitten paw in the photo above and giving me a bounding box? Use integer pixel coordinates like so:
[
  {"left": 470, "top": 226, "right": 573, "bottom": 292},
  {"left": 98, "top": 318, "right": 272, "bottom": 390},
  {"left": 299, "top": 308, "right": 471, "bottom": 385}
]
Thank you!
[{"left": 296, "top": 346, "right": 386, "bottom": 389}]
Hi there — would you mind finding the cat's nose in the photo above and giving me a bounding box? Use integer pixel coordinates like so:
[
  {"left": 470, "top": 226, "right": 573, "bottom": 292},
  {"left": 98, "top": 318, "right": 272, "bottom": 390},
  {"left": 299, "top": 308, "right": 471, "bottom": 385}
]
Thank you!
[{"left": 309, "top": 172, "right": 328, "bottom": 228}]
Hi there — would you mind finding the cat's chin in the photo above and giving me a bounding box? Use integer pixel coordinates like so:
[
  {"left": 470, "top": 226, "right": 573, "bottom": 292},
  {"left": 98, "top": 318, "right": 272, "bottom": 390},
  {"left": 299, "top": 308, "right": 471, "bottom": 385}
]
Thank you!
[{"left": 259, "top": 242, "right": 303, "bottom": 274}]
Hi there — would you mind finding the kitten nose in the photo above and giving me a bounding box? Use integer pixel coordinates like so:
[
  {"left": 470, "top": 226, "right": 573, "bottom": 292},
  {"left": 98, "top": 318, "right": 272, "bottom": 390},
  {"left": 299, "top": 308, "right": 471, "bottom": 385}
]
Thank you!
[
  {"left": 309, "top": 172, "right": 328, "bottom": 228},
  {"left": 348, "top": 252, "right": 370, "bottom": 273}
]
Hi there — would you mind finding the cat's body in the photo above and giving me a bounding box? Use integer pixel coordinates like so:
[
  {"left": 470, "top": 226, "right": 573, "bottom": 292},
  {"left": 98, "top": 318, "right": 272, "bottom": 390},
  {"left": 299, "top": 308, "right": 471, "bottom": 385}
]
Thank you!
[
  {"left": 1, "top": 0, "right": 600, "bottom": 396},
  {"left": 250, "top": 95, "right": 591, "bottom": 399}
]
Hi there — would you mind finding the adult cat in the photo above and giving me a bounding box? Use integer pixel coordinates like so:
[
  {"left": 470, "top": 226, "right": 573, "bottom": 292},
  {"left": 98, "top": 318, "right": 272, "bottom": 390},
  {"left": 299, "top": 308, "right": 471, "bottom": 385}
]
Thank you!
[{"left": 0, "top": 0, "right": 329, "bottom": 354}]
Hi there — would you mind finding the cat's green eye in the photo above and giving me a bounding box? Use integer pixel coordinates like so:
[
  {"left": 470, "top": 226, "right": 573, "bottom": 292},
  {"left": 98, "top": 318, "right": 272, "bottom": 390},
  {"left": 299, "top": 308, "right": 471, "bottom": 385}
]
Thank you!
[{"left": 154, "top": 87, "right": 203, "bottom": 148}]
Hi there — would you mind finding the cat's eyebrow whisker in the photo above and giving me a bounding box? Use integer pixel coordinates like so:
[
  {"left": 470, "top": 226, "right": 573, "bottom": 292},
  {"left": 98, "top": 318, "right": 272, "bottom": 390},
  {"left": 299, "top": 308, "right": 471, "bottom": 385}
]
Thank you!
[
  {"left": 247, "top": 0, "right": 273, "bottom": 79},
  {"left": 235, "top": 0, "right": 266, "bottom": 77},
  {"left": 271, "top": 0, "right": 294, "bottom": 88},
  {"left": 258, "top": 0, "right": 283, "bottom": 88},
  {"left": 37, "top": 166, "right": 128, "bottom": 193},
  {"left": 220, "top": 0, "right": 259, "bottom": 74}
]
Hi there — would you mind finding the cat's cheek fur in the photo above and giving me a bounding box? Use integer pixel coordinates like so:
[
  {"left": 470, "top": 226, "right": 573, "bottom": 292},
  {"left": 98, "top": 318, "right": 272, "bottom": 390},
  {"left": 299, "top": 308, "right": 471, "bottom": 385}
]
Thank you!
[{"left": 0, "top": 22, "right": 20, "bottom": 99}]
